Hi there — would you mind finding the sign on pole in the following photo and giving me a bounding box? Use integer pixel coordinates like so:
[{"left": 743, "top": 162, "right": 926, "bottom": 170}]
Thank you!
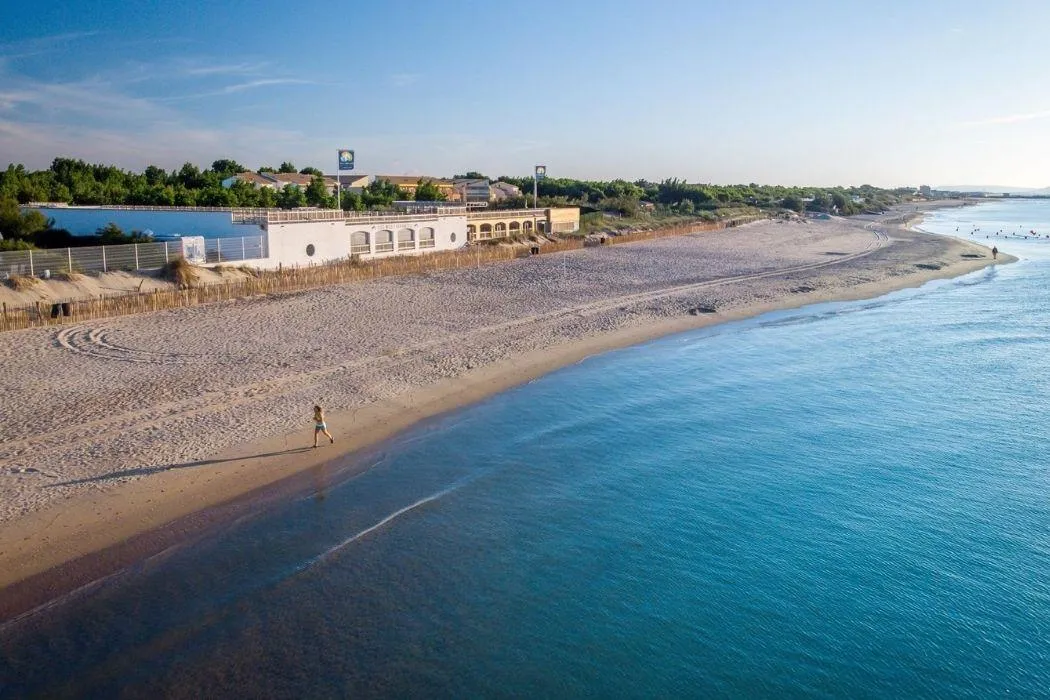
[
  {"left": 534, "top": 165, "right": 546, "bottom": 179},
  {"left": 338, "top": 149, "right": 355, "bottom": 171}
]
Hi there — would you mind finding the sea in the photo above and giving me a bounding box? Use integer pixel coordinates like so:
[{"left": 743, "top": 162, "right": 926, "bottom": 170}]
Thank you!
[{"left": 3, "top": 200, "right": 1050, "bottom": 699}]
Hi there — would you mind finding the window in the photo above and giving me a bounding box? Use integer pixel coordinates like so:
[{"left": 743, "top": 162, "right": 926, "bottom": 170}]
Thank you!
[
  {"left": 375, "top": 230, "right": 394, "bottom": 253},
  {"left": 350, "top": 231, "right": 370, "bottom": 254},
  {"left": 397, "top": 228, "right": 415, "bottom": 250},
  {"left": 419, "top": 227, "right": 436, "bottom": 249}
]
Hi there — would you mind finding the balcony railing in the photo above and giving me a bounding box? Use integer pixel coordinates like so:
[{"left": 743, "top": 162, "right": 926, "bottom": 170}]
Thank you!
[
  {"left": 231, "top": 207, "right": 469, "bottom": 226},
  {"left": 466, "top": 208, "right": 546, "bottom": 220},
  {"left": 418, "top": 238, "right": 435, "bottom": 248},
  {"left": 350, "top": 244, "right": 371, "bottom": 255},
  {"left": 374, "top": 242, "right": 395, "bottom": 253}
]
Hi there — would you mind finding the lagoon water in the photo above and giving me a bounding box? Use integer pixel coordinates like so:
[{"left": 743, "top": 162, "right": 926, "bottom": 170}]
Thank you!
[{"left": 4, "top": 202, "right": 1050, "bottom": 698}]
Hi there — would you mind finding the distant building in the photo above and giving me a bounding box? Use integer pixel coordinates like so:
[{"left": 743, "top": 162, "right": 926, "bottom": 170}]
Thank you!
[
  {"left": 490, "top": 181, "right": 522, "bottom": 202},
  {"left": 222, "top": 171, "right": 338, "bottom": 195},
  {"left": 337, "top": 174, "right": 373, "bottom": 193},
  {"left": 919, "top": 185, "right": 932, "bottom": 197},
  {"left": 453, "top": 179, "right": 491, "bottom": 205},
  {"left": 375, "top": 176, "right": 460, "bottom": 201}
]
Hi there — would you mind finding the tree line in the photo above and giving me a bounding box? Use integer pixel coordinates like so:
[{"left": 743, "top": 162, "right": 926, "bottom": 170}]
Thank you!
[
  {"left": 494, "top": 176, "right": 910, "bottom": 217},
  {"left": 1, "top": 157, "right": 917, "bottom": 250}
]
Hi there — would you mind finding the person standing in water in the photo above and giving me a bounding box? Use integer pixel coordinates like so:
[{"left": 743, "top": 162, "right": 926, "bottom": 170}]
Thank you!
[
  {"left": 992, "top": 245, "right": 999, "bottom": 260},
  {"left": 313, "top": 404, "right": 334, "bottom": 447}
]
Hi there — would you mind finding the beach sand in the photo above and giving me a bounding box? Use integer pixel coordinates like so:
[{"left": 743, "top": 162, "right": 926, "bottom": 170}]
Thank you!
[{"left": 0, "top": 207, "right": 1010, "bottom": 605}]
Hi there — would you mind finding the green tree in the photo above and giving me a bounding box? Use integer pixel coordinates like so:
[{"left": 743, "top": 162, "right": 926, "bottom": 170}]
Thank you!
[
  {"left": 211, "top": 159, "right": 246, "bottom": 177},
  {"left": 339, "top": 191, "right": 363, "bottom": 212},
  {"left": 258, "top": 187, "right": 277, "bottom": 208},
  {"left": 299, "top": 166, "right": 323, "bottom": 176},
  {"left": 276, "top": 184, "right": 306, "bottom": 209},
  {"left": 362, "top": 178, "right": 405, "bottom": 208},
  {"left": 177, "top": 162, "right": 206, "bottom": 189},
  {"left": 277, "top": 161, "right": 297, "bottom": 173},
  {"left": 258, "top": 165, "right": 276, "bottom": 173},
  {"left": 0, "top": 197, "right": 50, "bottom": 240},
  {"left": 454, "top": 171, "right": 488, "bottom": 180},
  {"left": 143, "top": 165, "right": 167, "bottom": 186},
  {"left": 197, "top": 187, "right": 236, "bottom": 207},
  {"left": 305, "top": 175, "right": 332, "bottom": 207},
  {"left": 781, "top": 195, "right": 804, "bottom": 213},
  {"left": 413, "top": 179, "right": 446, "bottom": 202},
  {"left": 173, "top": 186, "right": 197, "bottom": 206},
  {"left": 97, "top": 222, "right": 127, "bottom": 243}
]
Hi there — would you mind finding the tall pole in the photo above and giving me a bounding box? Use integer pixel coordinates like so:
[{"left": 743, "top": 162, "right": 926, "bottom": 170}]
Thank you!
[
  {"left": 533, "top": 174, "right": 538, "bottom": 209},
  {"left": 337, "top": 174, "right": 341, "bottom": 212}
]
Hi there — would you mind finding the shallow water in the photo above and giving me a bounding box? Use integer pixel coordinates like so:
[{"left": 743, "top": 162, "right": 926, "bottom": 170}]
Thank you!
[{"left": 3, "top": 202, "right": 1050, "bottom": 698}]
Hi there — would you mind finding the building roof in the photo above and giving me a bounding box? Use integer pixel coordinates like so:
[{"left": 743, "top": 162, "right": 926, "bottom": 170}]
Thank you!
[
  {"left": 270, "top": 173, "right": 320, "bottom": 187},
  {"left": 377, "top": 175, "right": 454, "bottom": 187},
  {"left": 227, "top": 172, "right": 279, "bottom": 187}
]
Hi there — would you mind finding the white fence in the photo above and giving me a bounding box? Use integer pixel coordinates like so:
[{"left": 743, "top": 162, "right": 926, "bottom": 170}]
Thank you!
[{"left": 0, "top": 236, "right": 267, "bottom": 278}]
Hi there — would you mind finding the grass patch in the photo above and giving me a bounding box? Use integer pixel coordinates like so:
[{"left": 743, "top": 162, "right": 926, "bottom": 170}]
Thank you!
[
  {"left": 4, "top": 274, "right": 39, "bottom": 291},
  {"left": 162, "top": 257, "right": 200, "bottom": 289}
]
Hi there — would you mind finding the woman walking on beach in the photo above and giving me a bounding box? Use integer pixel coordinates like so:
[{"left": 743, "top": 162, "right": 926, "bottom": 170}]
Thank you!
[{"left": 313, "top": 404, "right": 334, "bottom": 447}]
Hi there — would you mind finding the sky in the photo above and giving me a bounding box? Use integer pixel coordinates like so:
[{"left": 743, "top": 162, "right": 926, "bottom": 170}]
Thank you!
[{"left": 3, "top": 0, "right": 1050, "bottom": 187}]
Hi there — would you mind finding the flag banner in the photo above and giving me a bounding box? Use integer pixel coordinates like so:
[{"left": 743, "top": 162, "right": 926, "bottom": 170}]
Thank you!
[{"left": 338, "top": 149, "right": 355, "bottom": 171}]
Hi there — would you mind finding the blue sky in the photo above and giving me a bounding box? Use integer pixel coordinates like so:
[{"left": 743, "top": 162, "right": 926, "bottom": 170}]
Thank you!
[{"left": 3, "top": 0, "right": 1050, "bottom": 186}]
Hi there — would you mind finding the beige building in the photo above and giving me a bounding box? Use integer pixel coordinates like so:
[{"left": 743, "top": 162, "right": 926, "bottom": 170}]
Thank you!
[
  {"left": 376, "top": 176, "right": 461, "bottom": 201},
  {"left": 465, "top": 207, "right": 580, "bottom": 241}
]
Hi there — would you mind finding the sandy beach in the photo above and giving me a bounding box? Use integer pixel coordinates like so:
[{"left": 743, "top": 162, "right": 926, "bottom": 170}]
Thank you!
[{"left": 0, "top": 206, "right": 1009, "bottom": 603}]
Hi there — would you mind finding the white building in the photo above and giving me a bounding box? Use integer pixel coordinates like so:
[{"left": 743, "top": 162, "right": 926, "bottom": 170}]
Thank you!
[
  {"left": 453, "top": 179, "right": 491, "bottom": 204},
  {"left": 490, "top": 181, "right": 522, "bottom": 202},
  {"left": 231, "top": 206, "right": 468, "bottom": 269}
]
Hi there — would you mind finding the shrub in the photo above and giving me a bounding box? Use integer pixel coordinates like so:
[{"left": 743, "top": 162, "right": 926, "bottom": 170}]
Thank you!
[
  {"left": 162, "top": 256, "right": 199, "bottom": 289},
  {"left": 4, "top": 274, "right": 39, "bottom": 290}
]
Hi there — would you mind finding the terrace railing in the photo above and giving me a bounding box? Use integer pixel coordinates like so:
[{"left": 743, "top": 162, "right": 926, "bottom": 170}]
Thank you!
[{"left": 0, "top": 236, "right": 267, "bottom": 278}]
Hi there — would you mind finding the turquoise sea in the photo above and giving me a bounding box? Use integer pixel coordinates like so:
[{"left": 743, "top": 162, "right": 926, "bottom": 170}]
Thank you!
[{"left": 3, "top": 201, "right": 1050, "bottom": 698}]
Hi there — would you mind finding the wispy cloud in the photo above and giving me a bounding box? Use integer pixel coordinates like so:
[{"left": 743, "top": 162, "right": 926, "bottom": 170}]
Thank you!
[
  {"left": 957, "top": 109, "right": 1050, "bottom": 128},
  {"left": 389, "top": 73, "right": 420, "bottom": 88},
  {"left": 162, "top": 78, "right": 318, "bottom": 101},
  {"left": 181, "top": 61, "right": 271, "bottom": 77},
  {"left": 0, "top": 31, "right": 100, "bottom": 59}
]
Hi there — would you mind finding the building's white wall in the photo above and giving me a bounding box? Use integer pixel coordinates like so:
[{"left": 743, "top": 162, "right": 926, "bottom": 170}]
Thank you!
[{"left": 254, "top": 215, "right": 467, "bottom": 269}]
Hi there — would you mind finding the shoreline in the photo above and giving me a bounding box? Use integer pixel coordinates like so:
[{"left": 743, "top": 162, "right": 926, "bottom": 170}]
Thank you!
[{"left": 0, "top": 205, "right": 1012, "bottom": 615}]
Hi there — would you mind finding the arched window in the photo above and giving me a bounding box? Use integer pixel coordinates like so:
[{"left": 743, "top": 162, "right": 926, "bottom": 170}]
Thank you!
[
  {"left": 375, "top": 229, "right": 394, "bottom": 253},
  {"left": 397, "top": 228, "right": 415, "bottom": 250},
  {"left": 522, "top": 220, "right": 533, "bottom": 232},
  {"left": 480, "top": 223, "right": 492, "bottom": 238},
  {"left": 509, "top": 221, "right": 521, "bottom": 232},
  {"left": 419, "top": 227, "right": 436, "bottom": 248},
  {"left": 494, "top": 222, "right": 507, "bottom": 236},
  {"left": 350, "top": 231, "right": 370, "bottom": 255}
]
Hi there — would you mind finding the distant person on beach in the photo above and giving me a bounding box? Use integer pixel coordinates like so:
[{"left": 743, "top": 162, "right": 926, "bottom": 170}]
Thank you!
[
  {"left": 992, "top": 246, "right": 998, "bottom": 259},
  {"left": 313, "top": 405, "right": 334, "bottom": 447}
]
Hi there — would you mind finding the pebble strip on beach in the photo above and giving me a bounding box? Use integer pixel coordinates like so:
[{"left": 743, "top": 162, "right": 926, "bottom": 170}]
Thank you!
[{"left": 0, "top": 216, "right": 990, "bottom": 521}]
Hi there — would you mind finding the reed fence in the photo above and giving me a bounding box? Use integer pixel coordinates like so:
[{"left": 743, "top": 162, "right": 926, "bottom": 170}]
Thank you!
[{"left": 0, "top": 217, "right": 762, "bottom": 333}]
